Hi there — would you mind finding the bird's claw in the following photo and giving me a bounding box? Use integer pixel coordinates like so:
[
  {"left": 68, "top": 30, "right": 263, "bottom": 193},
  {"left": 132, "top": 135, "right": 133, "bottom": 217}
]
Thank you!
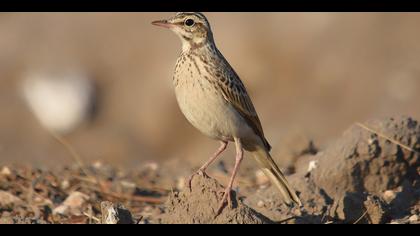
[
  {"left": 186, "top": 169, "right": 208, "bottom": 192},
  {"left": 215, "top": 188, "right": 232, "bottom": 216}
]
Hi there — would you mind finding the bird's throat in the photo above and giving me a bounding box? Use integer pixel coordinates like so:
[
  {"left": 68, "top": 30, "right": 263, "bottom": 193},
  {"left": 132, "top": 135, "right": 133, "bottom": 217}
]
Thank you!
[{"left": 182, "top": 38, "right": 214, "bottom": 53}]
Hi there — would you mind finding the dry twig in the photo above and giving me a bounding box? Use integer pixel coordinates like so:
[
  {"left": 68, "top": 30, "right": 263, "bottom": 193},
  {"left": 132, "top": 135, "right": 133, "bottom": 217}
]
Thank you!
[
  {"left": 356, "top": 122, "right": 418, "bottom": 154},
  {"left": 353, "top": 209, "right": 369, "bottom": 224}
]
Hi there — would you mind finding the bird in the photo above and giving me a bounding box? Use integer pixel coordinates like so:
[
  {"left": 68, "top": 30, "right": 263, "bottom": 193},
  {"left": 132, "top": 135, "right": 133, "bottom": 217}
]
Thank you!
[{"left": 152, "top": 12, "right": 302, "bottom": 214}]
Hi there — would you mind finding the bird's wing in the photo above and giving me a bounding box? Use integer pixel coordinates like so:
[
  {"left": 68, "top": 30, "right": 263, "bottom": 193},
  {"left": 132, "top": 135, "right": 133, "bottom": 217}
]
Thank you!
[{"left": 215, "top": 61, "right": 271, "bottom": 151}]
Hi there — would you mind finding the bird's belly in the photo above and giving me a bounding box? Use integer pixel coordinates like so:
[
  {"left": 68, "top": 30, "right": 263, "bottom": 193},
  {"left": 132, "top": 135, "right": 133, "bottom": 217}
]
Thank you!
[{"left": 174, "top": 84, "right": 242, "bottom": 141}]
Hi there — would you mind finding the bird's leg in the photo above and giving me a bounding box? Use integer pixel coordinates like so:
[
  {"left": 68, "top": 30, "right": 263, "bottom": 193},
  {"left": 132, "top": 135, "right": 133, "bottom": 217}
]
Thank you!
[
  {"left": 216, "top": 138, "right": 243, "bottom": 216},
  {"left": 187, "top": 141, "right": 228, "bottom": 191}
]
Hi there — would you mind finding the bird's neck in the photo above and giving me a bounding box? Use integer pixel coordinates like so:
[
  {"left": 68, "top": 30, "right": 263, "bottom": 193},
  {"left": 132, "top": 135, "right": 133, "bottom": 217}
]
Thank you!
[{"left": 181, "top": 37, "right": 216, "bottom": 53}]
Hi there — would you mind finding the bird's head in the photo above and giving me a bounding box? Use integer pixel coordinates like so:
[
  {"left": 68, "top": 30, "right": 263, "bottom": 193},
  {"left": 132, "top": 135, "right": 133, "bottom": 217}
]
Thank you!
[{"left": 152, "top": 12, "right": 214, "bottom": 51}]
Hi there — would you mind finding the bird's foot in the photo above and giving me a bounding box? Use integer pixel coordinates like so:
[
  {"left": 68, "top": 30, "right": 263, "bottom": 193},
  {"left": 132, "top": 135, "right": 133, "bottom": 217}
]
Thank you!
[
  {"left": 215, "top": 187, "right": 233, "bottom": 216},
  {"left": 186, "top": 169, "right": 208, "bottom": 192}
]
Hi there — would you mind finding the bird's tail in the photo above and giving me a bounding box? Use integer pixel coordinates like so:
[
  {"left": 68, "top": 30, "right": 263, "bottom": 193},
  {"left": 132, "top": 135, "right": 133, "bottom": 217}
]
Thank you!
[{"left": 251, "top": 146, "right": 302, "bottom": 206}]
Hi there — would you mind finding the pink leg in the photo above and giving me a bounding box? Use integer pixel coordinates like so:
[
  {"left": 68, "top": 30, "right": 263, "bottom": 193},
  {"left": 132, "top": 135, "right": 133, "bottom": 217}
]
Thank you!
[
  {"left": 216, "top": 138, "right": 243, "bottom": 216},
  {"left": 187, "top": 141, "right": 228, "bottom": 190}
]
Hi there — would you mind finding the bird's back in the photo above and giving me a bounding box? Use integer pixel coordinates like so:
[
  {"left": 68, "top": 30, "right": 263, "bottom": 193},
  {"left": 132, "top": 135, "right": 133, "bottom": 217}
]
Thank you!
[{"left": 173, "top": 45, "right": 271, "bottom": 151}]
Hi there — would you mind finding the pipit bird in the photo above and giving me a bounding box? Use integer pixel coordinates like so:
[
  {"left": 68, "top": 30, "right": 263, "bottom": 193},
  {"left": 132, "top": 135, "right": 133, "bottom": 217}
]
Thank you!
[{"left": 152, "top": 12, "right": 302, "bottom": 214}]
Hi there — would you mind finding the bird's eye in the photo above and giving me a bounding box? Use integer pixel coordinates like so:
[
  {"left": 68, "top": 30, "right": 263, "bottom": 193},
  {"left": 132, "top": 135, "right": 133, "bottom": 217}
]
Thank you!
[{"left": 184, "top": 19, "right": 195, "bottom": 27}]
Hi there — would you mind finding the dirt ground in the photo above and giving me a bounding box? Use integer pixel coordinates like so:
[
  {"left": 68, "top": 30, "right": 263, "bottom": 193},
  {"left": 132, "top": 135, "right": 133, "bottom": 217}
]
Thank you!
[{"left": 0, "top": 116, "right": 418, "bottom": 224}]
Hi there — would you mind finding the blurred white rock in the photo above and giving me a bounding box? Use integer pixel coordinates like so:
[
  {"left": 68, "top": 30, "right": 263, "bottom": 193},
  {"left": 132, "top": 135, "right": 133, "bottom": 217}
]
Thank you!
[{"left": 21, "top": 70, "right": 96, "bottom": 134}]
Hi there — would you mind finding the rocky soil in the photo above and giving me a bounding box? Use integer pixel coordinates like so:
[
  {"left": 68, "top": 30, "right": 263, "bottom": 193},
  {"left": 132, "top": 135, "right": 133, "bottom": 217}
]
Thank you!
[{"left": 0, "top": 116, "right": 419, "bottom": 224}]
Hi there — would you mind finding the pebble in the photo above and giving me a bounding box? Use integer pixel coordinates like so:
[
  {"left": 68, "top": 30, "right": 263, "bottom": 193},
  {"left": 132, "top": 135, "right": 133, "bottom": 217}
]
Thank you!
[
  {"left": 53, "top": 191, "right": 89, "bottom": 215},
  {"left": 92, "top": 161, "right": 103, "bottom": 169},
  {"left": 383, "top": 190, "right": 397, "bottom": 204},
  {"left": 255, "top": 170, "right": 269, "bottom": 185},
  {"left": 307, "top": 160, "right": 319, "bottom": 172},
  {"left": 409, "top": 215, "right": 418, "bottom": 223},
  {"left": 61, "top": 180, "right": 70, "bottom": 190},
  {"left": 0, "top": 167, "right": 11, "bottom": 176},
  {"left": 120, "top": 181, "right": 136, "bottom": 189},
  {"left": 101, "top": 201, "right": 134, "bottom": 224},
  {"left": 0, "top": 190, "right": 22, "bottom": 206}
]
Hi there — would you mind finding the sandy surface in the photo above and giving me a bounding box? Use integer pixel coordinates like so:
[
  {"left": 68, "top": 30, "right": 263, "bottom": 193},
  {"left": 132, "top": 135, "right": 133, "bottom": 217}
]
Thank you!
[{"left": 1, "top": 116, "right": 418, "bottom": 224}]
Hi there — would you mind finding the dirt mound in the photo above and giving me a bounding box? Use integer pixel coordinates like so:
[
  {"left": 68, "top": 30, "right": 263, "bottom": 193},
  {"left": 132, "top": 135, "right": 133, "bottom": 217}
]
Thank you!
[
  {"left": 313, "top": 116, "right": 418, "bottom": 196},
  {"left": 160, "top": 174, "right": 273, "bottom": 224},
  {"left": 246, "top": 116, "right": 420, "bottom": 223}
]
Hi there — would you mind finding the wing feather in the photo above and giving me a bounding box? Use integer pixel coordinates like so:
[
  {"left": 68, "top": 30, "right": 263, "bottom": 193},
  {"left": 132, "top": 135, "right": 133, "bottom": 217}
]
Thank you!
[{"left": 214, "top": 55, "right": 271, "bottom": 151}]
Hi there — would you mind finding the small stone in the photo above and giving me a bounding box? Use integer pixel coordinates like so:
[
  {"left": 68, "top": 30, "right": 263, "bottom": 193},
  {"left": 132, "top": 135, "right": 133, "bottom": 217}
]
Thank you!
[
  {"left": 61, "top": 180, "right": 70, "bottom": 190},
  {"left": 255, "top": 170, "right": 269, "bottom": 185},
  {"left": 307, "top": 160, "right": 318, "bottom": 172},
  {"left": 53, "top": 191, "right": 89, "bottom": 216},
  {"left": 34, "top": 196, "right": 43, "bottom": 203},
  {"left": 383, "top": 190, "right": 397, "bottom": 204},
  {"left": 257, "top": 200, "right": 265, "bottom": 208},
  {"left": 53, "top": 205, "right": 75, "bottom": 216},
  {"left": 143, "top": 205, "right": 153, "bottom": 213},
  {"left": 101, "top": 201, "right": 134, "bottom": 224},
  {"left": 409, "top": 215, "right": 418, "bottom": 223},
  {"left": 0, "top": 190, "right": 22, "bottom": 207},
  {"left": 0, "top": 167, "right": 11, "bottom": 176},
  {"left": 92, "top": 161, "right": 103, "bottom": 169},
  {"left": 120, "top": 181, "right": 136, "bottom": 190}
]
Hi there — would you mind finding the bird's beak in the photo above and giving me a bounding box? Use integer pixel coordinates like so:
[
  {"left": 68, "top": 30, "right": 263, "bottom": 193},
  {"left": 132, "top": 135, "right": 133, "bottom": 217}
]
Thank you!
[{"left": 151, "top": 19, "right": 174, "bottom": 29}]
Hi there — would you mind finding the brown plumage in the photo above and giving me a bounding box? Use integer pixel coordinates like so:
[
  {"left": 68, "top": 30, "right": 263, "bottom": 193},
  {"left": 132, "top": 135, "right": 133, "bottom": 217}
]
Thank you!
[{"left": 152, "top": 12, "right": 301, "bottom": 215}]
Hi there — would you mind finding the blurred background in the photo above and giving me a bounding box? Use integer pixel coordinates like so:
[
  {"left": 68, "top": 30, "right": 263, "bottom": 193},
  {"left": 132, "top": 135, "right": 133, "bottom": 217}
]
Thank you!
[{"left": 0, "top": 13, "right": 419, "bottom": 169}]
